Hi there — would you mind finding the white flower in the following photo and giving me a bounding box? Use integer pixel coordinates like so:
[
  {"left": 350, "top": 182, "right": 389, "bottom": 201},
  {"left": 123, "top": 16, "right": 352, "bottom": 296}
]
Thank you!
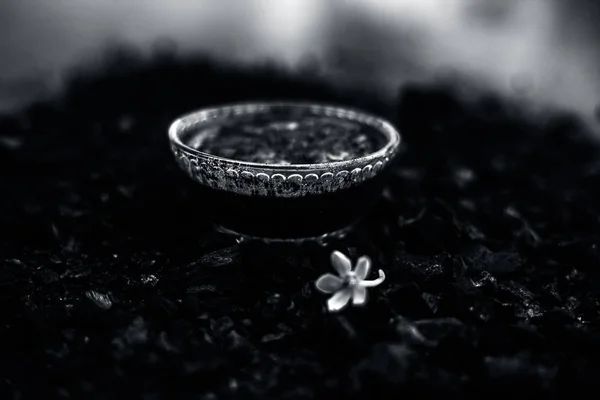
[{"left": 315, "top": 250, "right": 386, "bottom": 312}]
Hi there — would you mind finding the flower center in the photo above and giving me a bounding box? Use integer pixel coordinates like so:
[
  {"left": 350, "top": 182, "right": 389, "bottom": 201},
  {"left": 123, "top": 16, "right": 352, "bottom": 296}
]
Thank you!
[{"left": 345, "top": 272, "right": 359, "bottom": 287}]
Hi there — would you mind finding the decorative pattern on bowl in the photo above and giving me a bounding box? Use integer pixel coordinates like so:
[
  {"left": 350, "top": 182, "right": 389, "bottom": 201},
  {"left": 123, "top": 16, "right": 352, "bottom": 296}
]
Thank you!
[{"left": 168, "top": 103, "right": 400, "bottom": 199}]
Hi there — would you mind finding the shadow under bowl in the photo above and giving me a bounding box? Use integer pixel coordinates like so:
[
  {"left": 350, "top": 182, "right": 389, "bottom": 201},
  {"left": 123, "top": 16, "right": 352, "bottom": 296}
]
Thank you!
[{"left": 168, "top": 102, "right": 401, "bottom": 242}]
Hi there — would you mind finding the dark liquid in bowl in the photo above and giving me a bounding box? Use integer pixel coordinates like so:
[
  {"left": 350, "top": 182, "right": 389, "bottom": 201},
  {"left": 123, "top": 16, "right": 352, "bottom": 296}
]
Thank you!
[{"left": 190, "top": 114, "right": 387, "bottom": 164}]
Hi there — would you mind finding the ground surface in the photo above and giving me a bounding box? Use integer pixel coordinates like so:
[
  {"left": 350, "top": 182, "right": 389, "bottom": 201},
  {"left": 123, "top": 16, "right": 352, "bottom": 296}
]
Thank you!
[{"left": 2, "top": 53, "right": 600, "bottom": 399}]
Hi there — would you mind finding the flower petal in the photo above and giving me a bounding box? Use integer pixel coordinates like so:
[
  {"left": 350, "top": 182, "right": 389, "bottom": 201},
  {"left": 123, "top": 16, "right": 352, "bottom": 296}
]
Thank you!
[
  {"left": 327, "top": 288, "right": 352, "bottom": 312},
  {"left": 352, "top": 285, "right": 367, "bottom": 305},
  {"left": 331, "top": 250, "right": 352, "bottom": 277},
  {"left": 360, "top": 269, "right": 386, "bottom": 287},
  {"left": 315, "top": 273, "right": 344, "bottom": 294},
  {"left": 354, "top": 256, "right": 371, "bottom": 280}
]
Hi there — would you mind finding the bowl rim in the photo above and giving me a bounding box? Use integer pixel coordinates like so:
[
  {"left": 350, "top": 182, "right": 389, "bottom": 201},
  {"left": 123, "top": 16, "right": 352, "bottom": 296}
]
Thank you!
[{"left": 168, "top": 102, "right": 401, "bottom": 172}]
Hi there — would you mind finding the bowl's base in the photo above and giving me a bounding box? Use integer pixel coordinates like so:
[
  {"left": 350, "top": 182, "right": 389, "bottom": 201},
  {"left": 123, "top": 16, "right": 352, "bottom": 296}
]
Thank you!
[{"left": 214, "top": 223, "right": 352, "bottom": 245}]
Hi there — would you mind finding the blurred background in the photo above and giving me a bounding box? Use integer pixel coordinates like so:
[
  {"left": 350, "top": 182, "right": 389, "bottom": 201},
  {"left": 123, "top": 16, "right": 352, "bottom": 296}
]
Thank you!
[{"left": 1, "top": 0, "right": 599, "bottom": 126}]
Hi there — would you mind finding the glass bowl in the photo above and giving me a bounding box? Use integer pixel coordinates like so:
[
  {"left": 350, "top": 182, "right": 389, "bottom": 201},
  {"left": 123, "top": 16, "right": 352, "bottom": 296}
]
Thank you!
[{"left": 168, "top": 102, "right": 401, "bottom": 242}]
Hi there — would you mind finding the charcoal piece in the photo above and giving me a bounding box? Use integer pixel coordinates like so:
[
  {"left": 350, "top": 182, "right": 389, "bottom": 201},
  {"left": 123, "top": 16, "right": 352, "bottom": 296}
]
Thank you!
[{"left": 464, "top": 244, "right": 523, "bottom": 274}]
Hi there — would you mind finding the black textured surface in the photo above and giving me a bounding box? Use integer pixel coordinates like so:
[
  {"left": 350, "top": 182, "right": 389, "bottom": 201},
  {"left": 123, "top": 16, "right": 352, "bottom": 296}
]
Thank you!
[
  {"left": 197, "top": 110, "right": 385, "bottom": 164},
  {"left": 2, "top": 52, "right": 600, "bottom": 399}
]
